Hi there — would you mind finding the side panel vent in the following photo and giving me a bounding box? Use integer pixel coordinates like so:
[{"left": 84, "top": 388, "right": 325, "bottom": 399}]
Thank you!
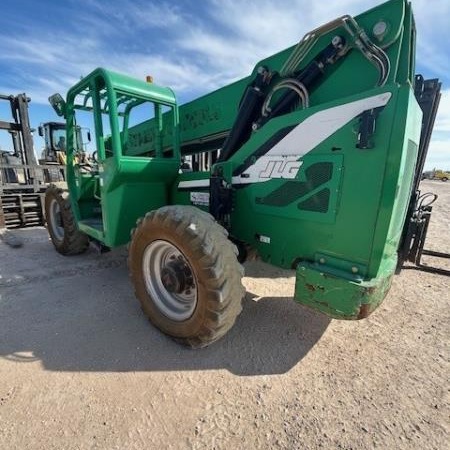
[
  {"left": 298, "top": 188, "right": 330, "bottom": 213},
  {"left": 255, "top": 161, "right": 333, "bottom": 207}
]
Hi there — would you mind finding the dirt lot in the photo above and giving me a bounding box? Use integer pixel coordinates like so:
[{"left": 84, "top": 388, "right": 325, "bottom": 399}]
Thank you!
[{"left": 0, "top": 180, "right": 448, "bottom": 450}]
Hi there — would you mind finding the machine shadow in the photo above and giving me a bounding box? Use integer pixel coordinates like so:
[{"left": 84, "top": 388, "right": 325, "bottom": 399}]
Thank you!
[
  {"left": 243, "top": 260, "right": 295, "bottom": 279},
  {"left": 0, "top": 266, "right": 330, "bottom": 376}
]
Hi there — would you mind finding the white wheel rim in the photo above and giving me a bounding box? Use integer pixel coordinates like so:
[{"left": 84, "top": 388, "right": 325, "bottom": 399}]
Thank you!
[
  {"left": 49, "top": 198, "right": 64, "bottom": 242},
  {"left": 142, "top": 240, "right": 197, "bottom": 321}
]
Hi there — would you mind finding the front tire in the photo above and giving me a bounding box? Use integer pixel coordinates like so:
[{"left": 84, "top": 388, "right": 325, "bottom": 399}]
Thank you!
[
  {"left": 128, "top": 205, "right": 245, "bottom": 348},
  {"left": 45, "top": 183, "right": 89, "bottom": 255}
]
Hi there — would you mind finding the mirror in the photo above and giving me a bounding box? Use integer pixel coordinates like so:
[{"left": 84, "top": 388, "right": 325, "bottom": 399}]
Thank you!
[
  {"left": 38, "top": 125, "right": 43, "bottom": 137},
  {"left": 48, "top": 93, "right": 66, "bottom": 117},
  {"left": 87, "top": 131, "right": 91, "bottom": 142}
]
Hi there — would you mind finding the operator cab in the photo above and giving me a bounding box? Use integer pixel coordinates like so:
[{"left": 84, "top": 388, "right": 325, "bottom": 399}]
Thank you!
[
  {"left": 49, "top": 68, "right": 181, "bottom": 247},
  {"left": 38, "top": 121, "right": 88, "bottom": 164}
]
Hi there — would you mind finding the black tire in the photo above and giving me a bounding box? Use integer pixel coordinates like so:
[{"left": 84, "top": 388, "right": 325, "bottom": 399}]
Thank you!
[
  {"left": 128, "top": 205, "right": 245, "bottom": 348},
  {"left": 442, "top": 177, "right": 448, "bottom": 182},
  {"left": 45, "top": 183, "right": 89, "bottom": 255}
]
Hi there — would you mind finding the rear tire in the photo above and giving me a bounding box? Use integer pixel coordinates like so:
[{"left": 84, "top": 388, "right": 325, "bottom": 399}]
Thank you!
[
  {"left": 128, "top": 205, "right": 245, "bottom": 348},
  {"left": 45, "top": 183, "right": 89, "bottom": 255},
  {"left": 442, "top": 177, "right": 448, "bottom": 182}
]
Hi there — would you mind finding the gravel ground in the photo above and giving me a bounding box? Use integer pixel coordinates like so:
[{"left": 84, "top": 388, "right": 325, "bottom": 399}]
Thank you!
[{"left": 0, "top": 180, "right": 448, "bottom": 450}]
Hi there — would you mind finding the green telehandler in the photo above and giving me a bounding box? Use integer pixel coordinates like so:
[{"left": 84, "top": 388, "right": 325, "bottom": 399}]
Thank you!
[{"left": 45, "top": 0, "right": 442, "bottom": 347}]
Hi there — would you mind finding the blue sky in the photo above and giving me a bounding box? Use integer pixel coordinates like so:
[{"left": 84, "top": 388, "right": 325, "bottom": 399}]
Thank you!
[{"left": 0, "top": 0, "right": 449, "bottom": 170}]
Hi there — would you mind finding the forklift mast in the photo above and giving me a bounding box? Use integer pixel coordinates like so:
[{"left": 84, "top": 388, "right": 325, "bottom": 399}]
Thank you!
[
  {"left": 0, "top": 93, "right": 37, "bottom": 167},
  {"left": 396, "top": 77, "right": 449, "bottom": 276},
  {"left": 0, "top": 95, "right": 65, "bottom": 228}
]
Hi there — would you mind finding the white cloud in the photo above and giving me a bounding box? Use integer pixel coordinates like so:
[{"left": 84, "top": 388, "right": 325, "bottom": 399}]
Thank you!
[
  {"left": 434, "top": 89, "right": 450, "bottom": 133},
  {"left": 78, "top": 0, "right": 186, "bottom": 31},
  {"left": 426, "top": 88, "right": 450, "bottom": 170},
  {"left": 176, "top": 0, "right": 379, "bottom": 84},
  {"left": 425, "top": 139, "right": 450, "bottom": 171}
]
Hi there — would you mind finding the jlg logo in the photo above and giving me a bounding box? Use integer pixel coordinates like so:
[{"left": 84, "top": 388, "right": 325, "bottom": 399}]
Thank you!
[
  {"left": 259, "top": 158, "right": 303, "bottom": 179},
  {"left": 232, "top": 156, "right": 304, "bottom": 184}
]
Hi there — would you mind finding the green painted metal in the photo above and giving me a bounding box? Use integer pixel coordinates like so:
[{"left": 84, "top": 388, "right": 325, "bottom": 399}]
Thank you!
[
  {"left": 294, "top": 96, "right": 422, "bottom": 319},
  {"left": 295, "top": 259, "right": 395, "bottom": 319},
  {"left": 58, "top": 0, "right": 425, "bottom": 320},
  {"left": 64, "top": 68, "right": 180, "bottom": 247}
]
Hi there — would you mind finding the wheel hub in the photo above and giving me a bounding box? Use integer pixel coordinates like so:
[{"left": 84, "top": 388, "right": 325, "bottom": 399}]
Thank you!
[
  {"left": 49, "top": 198, "right": 64, "bottom": 242},
  {"left": 142, "top": 240, "right": 198, "bottom": 321},
  {"left": 161, "top": 260, "right": 192, "bottom": 294}
]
